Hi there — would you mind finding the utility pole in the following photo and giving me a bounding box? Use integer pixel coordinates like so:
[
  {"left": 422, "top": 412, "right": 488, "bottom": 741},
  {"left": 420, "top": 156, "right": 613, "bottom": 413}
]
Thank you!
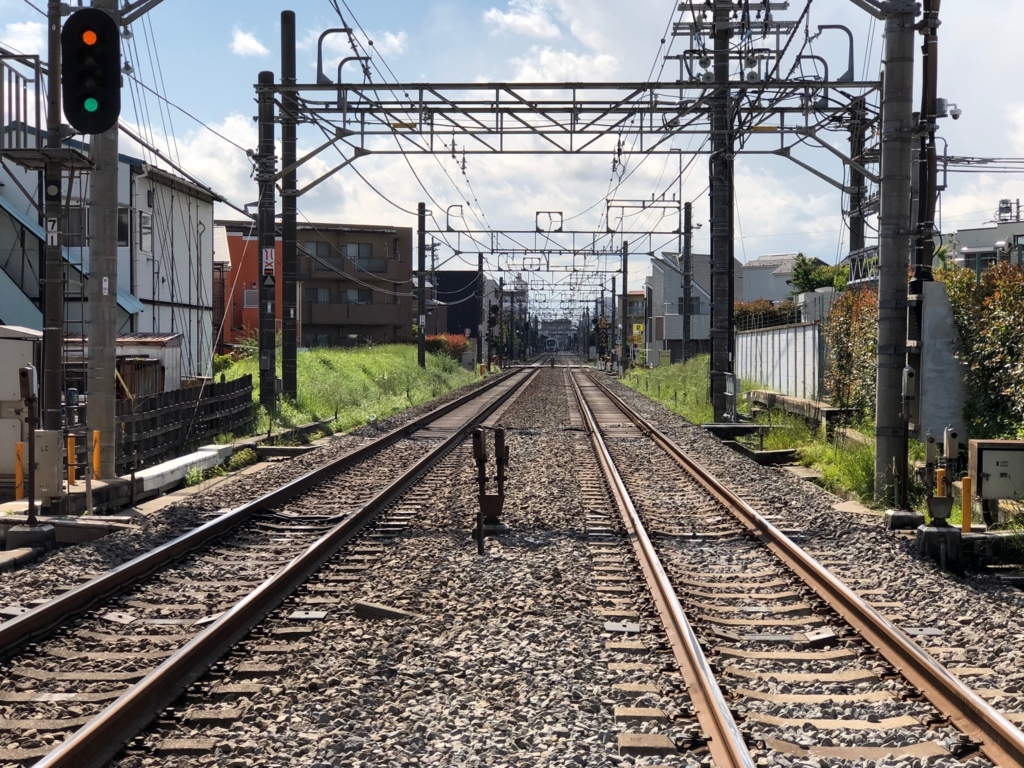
[
  {"left": 848, "top": 97, "right": 867, "bottom": 254},
  {"left": 41, "top": 0, "right": 66, "bottom": 507},
  {"left": 280, "top": 11, "right": 298, "bottom": 399},
  {"left": 709, "top": 0, "right": 735, "bottom": 422},
  {"left": 476, "top": 252, "right": 483, "bottom": 366},
  {"left": 87, "top": 0, "right": 120, "bottom": 480},
  {"left": 417, "top": 202, "right": 426, "bottom": 368},
  {"left": 611, "top": 275, "right": 617, "bottom": 369},
  {"left": 874, "top": 2, "right": 918, "bottom": 503},
  {"left": 620, "top": 241, "right": 628, "bottom": 371},
  {"left": 256, "top": 70, "right": 277, "bottom": 412},
  {"left": 683, "top": 202, "right": 693, "bottom": 362},
  {"left": 497, "top": 276, "right": 504, "bottom": 367},
  {"left": 904, "top": 0, "right": 941, "bottom": 507}
]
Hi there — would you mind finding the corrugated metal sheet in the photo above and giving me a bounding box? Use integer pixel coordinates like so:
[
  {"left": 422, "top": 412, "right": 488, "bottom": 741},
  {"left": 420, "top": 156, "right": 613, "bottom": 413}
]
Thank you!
[
  {"left": 214, "top": 226, "right": 231, "bottom": 265},
  {"left": 0, "top": 263, "right": 42, "bottom": 329}
]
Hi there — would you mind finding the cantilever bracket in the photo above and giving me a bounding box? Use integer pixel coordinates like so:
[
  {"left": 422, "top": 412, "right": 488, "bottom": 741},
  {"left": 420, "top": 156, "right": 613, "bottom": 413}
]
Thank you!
[
  {"left": 774, "top": 146, "right": 854, "bottom": 194},
  {"left": 282, "top": 146, "right": 370, "bottom": 197},
  {"left": 796, "top": 128, "right": 880, "bottom": 184},
  {"left": 272, "top": 127, "right": 354, "bottom": 183},
  {"left": 121, "top": 0, "right": 167, "bottom": 26}
]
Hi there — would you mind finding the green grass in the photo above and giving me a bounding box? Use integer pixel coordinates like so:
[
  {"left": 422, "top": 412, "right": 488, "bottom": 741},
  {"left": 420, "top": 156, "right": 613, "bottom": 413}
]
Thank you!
[
  {"left": 622, "top": 355, "right": 755, "bottom": 425},
  {"left": 222, "top": 344, "right": 479, "bottom": 435},
  {"left": 797, "top": 438, "right": 877, "bottom": 504}
]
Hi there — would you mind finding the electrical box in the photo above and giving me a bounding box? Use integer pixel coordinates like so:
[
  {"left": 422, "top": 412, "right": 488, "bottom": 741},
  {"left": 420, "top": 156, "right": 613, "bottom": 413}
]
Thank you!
[
  {"left": 34, "top": 430, "right": 65, "bottom": 498},
  {"left": 969, "top": 439, "right": 1024, "bottom": 500}
]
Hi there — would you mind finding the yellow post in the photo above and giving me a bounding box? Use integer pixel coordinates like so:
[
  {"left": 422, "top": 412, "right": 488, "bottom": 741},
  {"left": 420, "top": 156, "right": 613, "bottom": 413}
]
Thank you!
[
  {"left": 92, "top": 430, "right": 100, "bottom": 480},
  {"left": 67, "top": 435, "right": 76, "bottom": 486},
  {"left": 936, "top": 468, "right": 946, "bottom": 497},
  {"left": 961, "top": 476, "right": 973, "bottom": 533},
  {"left": 14, "top": 442, "right": 24, "bottom": 501}
]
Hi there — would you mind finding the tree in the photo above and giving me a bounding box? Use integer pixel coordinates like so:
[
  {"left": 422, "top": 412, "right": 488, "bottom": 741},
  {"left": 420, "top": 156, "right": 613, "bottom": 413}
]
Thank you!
[{"left": 790, "top": 253, "right": 848, "bottom": 294}]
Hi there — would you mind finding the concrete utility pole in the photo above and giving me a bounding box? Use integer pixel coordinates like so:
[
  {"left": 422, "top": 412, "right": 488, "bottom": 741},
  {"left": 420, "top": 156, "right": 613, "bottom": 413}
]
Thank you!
[
  {"left": 709, "top": 0, "right": 735, "bottom": 422},
  {"left": 848, "top": 97, "right": 867, "bottom": 254},
  {"left": 874, "top": 2, "right": 918, "bottom": 503},
  {"left": 417, "top": 202, "right": 426, "bottom": 368},
  {"left": 610, "top": 276, "right": 617, "bottom": 367},
  {"left": 280, "top": 11, "right": 298, "bottom": 399},
  {"left": 41, "top": 0, "right": 66, "bottom": 506},
  {"left": 683, "top": 202, "right": 693, "bottom": 362},
  {"left": 619, "top": 241, "right": 628, "bottom": 370},
  {"left": 497, "top": 276, "right": 504, "bottom": 367},
  {"left": 87, "top": 0, "right": 120, "bottom": 479},
  {"left": 476, "top": 252, "right": 483, "bottom": 366},
  {"left": 256, "top": 70, "right": 277, "bottom": 412}
]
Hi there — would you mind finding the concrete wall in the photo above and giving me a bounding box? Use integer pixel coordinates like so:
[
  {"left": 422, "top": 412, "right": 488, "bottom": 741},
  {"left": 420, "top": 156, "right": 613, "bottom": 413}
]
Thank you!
[
  {"left": 918, "top": 281, "right": 967, "bottom": 443},
  {"left": 735, "top": 322, "right": 822, "bottom": 401}
]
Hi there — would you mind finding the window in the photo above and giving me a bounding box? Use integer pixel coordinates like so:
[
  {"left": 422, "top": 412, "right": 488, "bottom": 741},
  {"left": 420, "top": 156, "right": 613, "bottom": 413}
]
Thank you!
[
  {"left": 677, "top": 296, "right": 705, "bottom": 316},
  {"left": 340, "top": 288, "right": 372, "bottom": 305},
  {"left": 243, "top": 289, "right": 258, "bottom": 308},
  {"left": 345, "top": 243, "right": 385, "bottom": 273},
  {"left": 139, "top": 211, "right": 153, "bottom": 253},
  {"left": 304, "top": 241, "right": 332, "bottom": 266},
  {"left": 304, "top": 332, "right": 330, "bottom": 347},
  {"left": 117, "top": 208, "right": 130, "bottom": 247},
  {"left": 61, "top": 207, "right": 88, "bottom": 248},
  {"left": 304, "top": 286, "right": 330, "bottom": 304}
]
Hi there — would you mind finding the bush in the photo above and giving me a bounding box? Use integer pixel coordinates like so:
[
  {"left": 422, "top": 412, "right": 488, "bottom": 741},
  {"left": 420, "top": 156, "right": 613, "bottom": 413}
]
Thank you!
[
  {"left": 734, "top": 299, "right": 799, "bottom": 330},
  {"left": 791, "top": 253, "right": 848, "bottom": 294},
  {"left": 939, "top": 262, "right": 1024, "bottom": 438},
  {"left": 425, "top": 333, "right": 470, "bottom": 360},
  {"left": 823, "top": 287, "right": 877, "bottom": 414},
  {"left": 227, "top": 447, "right": 259, "bottom": 472},
  {"left": 213, "top": 354, "right": 234, "bottom": 375}
]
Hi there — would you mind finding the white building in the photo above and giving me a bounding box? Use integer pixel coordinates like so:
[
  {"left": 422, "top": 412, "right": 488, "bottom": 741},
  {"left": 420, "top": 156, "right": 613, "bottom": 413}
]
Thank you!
[
  {"left": 644, "top": 253, "right": 743, "bottom": 365},
  {"left": 0, "top": 130, "right": 218, "bottom": 378}
]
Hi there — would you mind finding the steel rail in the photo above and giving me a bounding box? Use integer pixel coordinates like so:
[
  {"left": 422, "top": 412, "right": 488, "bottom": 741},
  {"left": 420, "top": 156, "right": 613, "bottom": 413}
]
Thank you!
[
  {"left": 35, "top": 367, "right": 540, "bottom": 768},
  {"left": 568, "top": 370, "right": 755, "bottom": 768},
  {"left": 584, "top": 370, "right": 1024, "bottom": 768},
  {"left": 0, "top": 370, "right": 520, "bottom": 658}
]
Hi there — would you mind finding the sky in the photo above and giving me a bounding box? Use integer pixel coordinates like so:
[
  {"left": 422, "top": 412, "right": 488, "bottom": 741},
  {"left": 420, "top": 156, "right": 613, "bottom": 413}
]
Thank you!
[{"left": 2, "top": 0, "right": 1024, "bottom": 304}]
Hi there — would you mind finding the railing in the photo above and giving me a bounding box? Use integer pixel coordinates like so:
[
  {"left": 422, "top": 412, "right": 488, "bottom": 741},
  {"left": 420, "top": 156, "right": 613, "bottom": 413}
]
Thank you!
[
  {"left": 847, "top": 245, "right": 879, "bottom": 285},
  {"left": 115, "top": 376, "right": 254, "bottom": 474},
  {"left": 1, "top": 56, "right": 44, "bottom": 150}
]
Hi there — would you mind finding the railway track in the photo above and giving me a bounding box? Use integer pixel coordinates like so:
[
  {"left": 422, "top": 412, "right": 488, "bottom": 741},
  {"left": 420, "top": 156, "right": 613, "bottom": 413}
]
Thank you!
[
  {"left": 0, "top": 367, "right": 538, "bottom": 768},
  {"left": 569, "top": 365, "right": 1024, "bottom": 767}
]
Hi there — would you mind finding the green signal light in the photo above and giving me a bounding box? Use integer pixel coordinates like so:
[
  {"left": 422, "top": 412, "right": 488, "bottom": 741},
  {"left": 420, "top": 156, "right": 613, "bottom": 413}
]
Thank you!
[{"left": 84, "top": 97, "right": 99, "bottom": 113}]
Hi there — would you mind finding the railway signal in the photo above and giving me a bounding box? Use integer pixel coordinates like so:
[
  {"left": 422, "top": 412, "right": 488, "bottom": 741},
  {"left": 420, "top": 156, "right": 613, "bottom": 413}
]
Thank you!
[{"left": 61, "top": 8, "right": 121, "bottom": 134}]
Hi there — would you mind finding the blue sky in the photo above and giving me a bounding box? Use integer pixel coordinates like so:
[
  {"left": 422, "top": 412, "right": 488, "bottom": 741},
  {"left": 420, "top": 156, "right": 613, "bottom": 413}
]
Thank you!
[{"left": 2, "top": 0, "right": 1023, "bottom": 299}]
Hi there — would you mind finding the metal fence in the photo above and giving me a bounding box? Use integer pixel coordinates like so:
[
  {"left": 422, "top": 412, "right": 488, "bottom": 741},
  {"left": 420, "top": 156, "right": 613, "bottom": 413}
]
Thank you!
[
  {"left": 735, "top": 322, "right": 824, "bottom": 401},
  {"left": 115, "top": 376, "right": 254, "bottom": 474}
]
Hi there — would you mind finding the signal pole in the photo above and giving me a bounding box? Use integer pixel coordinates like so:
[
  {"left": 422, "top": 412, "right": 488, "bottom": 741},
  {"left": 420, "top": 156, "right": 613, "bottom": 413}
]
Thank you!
[
  {"left": 476, "top": 252, "right": 484, "bottom": 366},
  {"left": 86, "top": 0, "right": 120, "bottom": 479},
  {"left": 620, "top": 241, "right": 628, "bottom": 370},
  {"left": 281, "top": 11, "right": 298, "bottom": 399},
  {"left": 41, "top": 0, "right": 65, "bottom": 506},
  {"left": 417, "top": 202, "right": 426, "bottom": 368},
  {"left": 683, "top": 202, "right": 693, "bottom": 362},
  {"left": 256, "top": 70, "right": 277, "bottom": 411},
  {"left": 709, "top": 0, "right": 735, "bottom": 422}
]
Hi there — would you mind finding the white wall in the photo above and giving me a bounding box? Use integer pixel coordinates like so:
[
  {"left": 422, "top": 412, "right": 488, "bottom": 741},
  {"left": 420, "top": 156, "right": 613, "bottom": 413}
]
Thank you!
[{"left": 736, "top": 322, "right": 822, "bottom": 401}]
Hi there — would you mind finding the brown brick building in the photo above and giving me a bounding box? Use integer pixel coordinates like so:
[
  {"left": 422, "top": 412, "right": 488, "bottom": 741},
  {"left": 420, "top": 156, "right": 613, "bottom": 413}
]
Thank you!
[{"left": 217, "top": 220, "right": 444, "bottom": 348}]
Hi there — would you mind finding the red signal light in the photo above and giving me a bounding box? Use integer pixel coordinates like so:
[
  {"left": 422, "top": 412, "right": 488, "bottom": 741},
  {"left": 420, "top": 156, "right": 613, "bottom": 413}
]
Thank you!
[{"left": 82, "top": 30, "right": 98, "bottom": 46}]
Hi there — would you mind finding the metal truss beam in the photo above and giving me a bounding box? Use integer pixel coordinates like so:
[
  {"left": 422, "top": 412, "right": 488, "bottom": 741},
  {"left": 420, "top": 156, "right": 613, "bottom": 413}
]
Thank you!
[{"left": 255, "top": 79, "right": 880, "bottom": 156}]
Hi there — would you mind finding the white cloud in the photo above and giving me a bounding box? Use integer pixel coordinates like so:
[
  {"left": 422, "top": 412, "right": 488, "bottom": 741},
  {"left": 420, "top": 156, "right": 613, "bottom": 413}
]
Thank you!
[
  {"left": 510, "top": 46, "right": 617, "bottom": 81},
  {"left": 1, "top": 20, "right": 44, "bottom": 56},
  {"left": 484, "top": 1, "right": 561, "bottom": 39},
  {"left": 1007, "top": 104, "right": 1024, "bottom": 155},
  {"left": 360, "top": 30, "right": 408, "bottom": 57},
  {"left": 230, "top": 28, "right": 270, "bottom": 57}
]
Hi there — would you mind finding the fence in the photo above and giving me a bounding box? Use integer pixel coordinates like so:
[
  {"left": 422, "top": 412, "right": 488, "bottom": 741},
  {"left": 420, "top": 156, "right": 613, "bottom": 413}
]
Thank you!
[
  {"left": 735, "top": 322, "right": 824, "bottom": 401},
  {"left": 115, "top": 376, "right": 254, "bottom": 475}
]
